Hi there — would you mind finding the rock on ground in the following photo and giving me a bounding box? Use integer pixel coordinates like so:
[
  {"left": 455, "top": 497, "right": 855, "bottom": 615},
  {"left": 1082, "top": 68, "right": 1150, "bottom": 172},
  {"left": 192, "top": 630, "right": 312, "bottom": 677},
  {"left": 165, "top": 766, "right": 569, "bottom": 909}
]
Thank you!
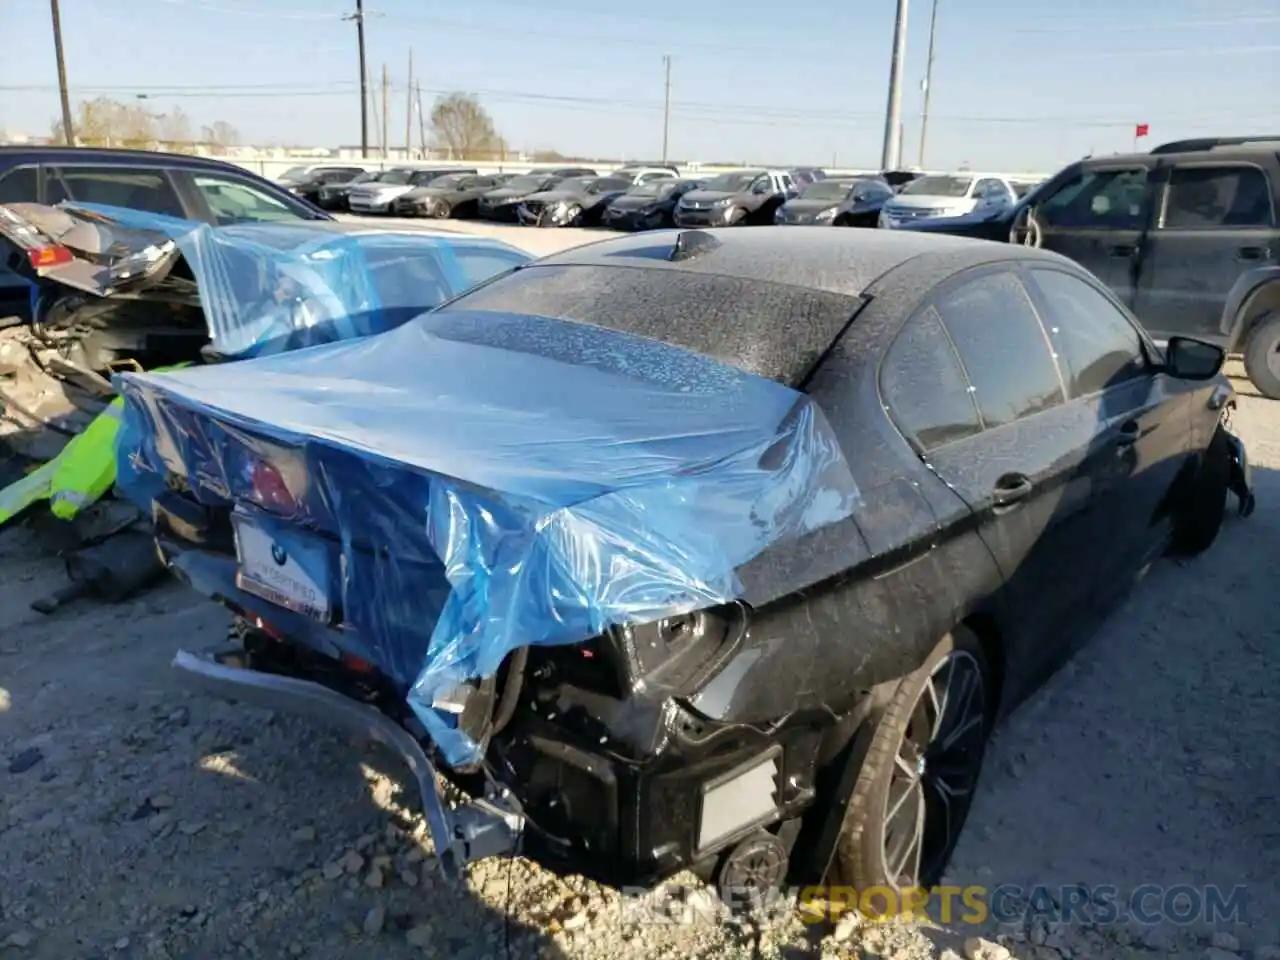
[{"left": 1, "top": 375, "right": 1277, "bottom": 959}]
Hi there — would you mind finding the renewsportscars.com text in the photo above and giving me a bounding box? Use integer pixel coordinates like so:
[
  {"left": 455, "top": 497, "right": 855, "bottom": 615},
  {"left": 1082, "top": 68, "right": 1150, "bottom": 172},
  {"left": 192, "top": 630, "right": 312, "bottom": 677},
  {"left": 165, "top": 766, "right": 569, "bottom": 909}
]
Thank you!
[{"left": 616, "top": 883, "right": 1249, "bottom": 927}]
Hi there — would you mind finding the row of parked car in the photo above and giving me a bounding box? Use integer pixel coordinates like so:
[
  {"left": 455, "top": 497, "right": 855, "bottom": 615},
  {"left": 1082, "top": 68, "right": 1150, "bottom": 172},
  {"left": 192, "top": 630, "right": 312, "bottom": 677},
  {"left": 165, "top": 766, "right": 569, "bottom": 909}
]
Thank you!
[{"left": 277, "top": 160, "right": 1043, "bottom": 233}]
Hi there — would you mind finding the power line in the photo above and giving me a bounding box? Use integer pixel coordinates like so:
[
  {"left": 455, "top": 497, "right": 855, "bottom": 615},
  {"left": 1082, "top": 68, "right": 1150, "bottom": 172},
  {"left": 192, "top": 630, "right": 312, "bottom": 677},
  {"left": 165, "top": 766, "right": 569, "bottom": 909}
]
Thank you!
[
  {"left": 6, "top": 81, "right": 1275, "bottom": 130},
  {"left": 140, "top": 2, "right": 1280, "bottom": 59}
]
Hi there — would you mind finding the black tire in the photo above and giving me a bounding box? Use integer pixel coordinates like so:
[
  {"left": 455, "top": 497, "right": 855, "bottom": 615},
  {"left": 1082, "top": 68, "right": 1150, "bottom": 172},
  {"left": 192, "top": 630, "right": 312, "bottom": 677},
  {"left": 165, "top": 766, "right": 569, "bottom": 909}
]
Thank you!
[
  {"left": 829, "top": 627, "right": 992, "bottom": 909},
  {"left": 431, "top": 201, "right": 452, "bottom": 220},
  {"left": 1170, "top": 424, "right": 1231, "bottom": 556},
  {"left": 1243, "top": 312, "right": 1280, "bottom": 400}
]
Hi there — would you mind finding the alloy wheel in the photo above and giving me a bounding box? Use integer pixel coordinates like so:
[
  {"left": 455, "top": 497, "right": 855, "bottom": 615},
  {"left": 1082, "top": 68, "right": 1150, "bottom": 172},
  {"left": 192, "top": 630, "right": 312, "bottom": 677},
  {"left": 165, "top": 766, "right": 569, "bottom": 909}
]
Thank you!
[{"left": 879, "top": 649, "right": 987, "bottom": 890}]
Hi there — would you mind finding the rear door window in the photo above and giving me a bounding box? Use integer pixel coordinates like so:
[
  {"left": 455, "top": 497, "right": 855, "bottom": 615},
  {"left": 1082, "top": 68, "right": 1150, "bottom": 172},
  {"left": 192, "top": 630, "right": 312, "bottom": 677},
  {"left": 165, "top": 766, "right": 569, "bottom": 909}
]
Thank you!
[
  {"left": 1162, "top": 165, "right": 1274, "bottom": 228},
  {"left": 934, "top": 270, "right": 1066, "bottom": 428},
  {"left": 881, "top": 306, "right": 983, "bottom": 450},
  {"left": 46, "top": 166, "right": 187, "bottom": 217}
]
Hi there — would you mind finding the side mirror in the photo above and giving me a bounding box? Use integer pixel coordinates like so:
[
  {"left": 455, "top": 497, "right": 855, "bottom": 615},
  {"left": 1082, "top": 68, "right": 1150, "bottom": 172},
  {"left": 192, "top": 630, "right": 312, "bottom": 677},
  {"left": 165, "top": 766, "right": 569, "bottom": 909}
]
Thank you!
[{"left": 1164, "top": 336, "right": 1225, "bottom": 380}]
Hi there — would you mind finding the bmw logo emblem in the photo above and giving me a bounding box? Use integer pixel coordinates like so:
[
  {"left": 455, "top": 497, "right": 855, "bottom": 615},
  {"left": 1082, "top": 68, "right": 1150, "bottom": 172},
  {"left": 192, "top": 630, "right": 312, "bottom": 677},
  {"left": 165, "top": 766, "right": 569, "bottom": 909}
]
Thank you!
[{"left": 271, "top": 543, "right": 288, "bottom": 566}]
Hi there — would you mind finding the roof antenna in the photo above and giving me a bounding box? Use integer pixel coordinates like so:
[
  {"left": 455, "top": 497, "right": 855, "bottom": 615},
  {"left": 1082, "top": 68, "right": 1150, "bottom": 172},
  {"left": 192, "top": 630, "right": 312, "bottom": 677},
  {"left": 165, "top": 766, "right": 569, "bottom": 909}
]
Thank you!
[{"left": 669, "top": 229, "right": 720, "bottom": 262}]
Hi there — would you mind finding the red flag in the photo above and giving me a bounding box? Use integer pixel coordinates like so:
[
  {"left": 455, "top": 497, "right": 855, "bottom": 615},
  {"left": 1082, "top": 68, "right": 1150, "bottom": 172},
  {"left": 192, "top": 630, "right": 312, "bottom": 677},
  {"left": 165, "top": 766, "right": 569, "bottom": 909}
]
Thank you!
[{"left": 1135, "top": 123, "right": 1150, "bottom": 138}]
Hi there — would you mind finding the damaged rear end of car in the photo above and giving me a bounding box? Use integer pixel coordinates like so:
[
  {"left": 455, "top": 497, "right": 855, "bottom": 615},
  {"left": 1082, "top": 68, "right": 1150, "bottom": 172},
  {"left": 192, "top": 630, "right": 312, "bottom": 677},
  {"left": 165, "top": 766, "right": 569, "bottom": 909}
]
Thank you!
[{"left": 113, "top": 286, "right": 874, "bottom": 891}]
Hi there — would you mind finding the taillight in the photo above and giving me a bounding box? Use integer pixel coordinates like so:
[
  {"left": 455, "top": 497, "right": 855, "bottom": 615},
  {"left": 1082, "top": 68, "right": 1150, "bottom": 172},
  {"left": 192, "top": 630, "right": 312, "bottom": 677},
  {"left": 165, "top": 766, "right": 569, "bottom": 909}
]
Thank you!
[
  {"left": 249, "top": 459, "right": 297, "bottom": 513},
  {"left": 28, "top": 245, "right": 74, "bottom": 269}
]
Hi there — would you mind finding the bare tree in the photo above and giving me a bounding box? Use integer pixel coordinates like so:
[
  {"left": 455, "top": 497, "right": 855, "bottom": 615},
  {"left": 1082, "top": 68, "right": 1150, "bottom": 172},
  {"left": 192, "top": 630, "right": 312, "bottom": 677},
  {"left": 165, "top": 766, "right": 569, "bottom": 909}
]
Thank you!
[
  {"left": 154, "top": 107, "right": 193, "bottom": 152},
  {"left": 428, "top": 92, "right": 505, "bottom": 160},
  {"left": 201, "top": 120, "right": 241, "bottom": 150},
  {"left": 51, "top": 97, "right": 155, "bottom": 147},
  {"left": 51, "top": 98, "right": 238, "bottom": 152}
]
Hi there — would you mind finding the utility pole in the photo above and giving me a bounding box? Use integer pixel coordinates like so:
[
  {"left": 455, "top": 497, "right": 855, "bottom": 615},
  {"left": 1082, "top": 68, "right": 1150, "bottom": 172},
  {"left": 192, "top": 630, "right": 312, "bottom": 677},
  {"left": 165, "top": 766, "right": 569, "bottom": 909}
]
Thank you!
[
  {"left": 380, "top": 63, "right": 389, "bottom": 159},
  {"left": 917, "top": 0, "right": 939, "bottom": 169},
  {"left": 342, "top": 0, "right": 370, "bottom": 157},
  {"left": 661, "top": 54, "right": 672, "bottom": 164},
  {"left": 50, "top": 0, "right": 75, "bottom": 145},
  {"left": 405, "top": 50, "right": 413, "bottom": 159},
  {"left": 365, "top": 64, "right": 381, "bottom": 158},
  {"left": 880, "top": 0, "right": 909, "bottom": 171},
  {"left": 415, "top": 82, "right": 427, "bottom": 159}
]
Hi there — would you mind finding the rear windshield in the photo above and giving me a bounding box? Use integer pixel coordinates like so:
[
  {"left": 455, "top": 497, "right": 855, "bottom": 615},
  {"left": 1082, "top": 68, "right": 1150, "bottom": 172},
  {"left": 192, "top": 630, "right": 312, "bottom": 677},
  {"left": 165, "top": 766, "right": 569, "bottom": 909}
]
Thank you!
[{"left": 437, "top": 263, "right": 862, "bottom": 385}]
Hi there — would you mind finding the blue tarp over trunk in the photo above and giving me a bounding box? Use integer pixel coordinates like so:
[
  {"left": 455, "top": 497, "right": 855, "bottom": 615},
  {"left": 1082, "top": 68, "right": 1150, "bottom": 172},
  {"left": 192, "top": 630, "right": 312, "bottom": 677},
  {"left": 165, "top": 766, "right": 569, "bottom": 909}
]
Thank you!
[{"left": 115, "top": 307, "right": 861, "bottom": 765}]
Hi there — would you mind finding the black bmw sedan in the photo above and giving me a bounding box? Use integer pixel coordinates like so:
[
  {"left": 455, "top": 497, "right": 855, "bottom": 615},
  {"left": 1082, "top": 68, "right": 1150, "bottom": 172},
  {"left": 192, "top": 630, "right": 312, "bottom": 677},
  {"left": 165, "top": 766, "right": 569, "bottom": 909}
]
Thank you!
[{"left": 128, "top": 227, "right": 1252, "bottom": 906}]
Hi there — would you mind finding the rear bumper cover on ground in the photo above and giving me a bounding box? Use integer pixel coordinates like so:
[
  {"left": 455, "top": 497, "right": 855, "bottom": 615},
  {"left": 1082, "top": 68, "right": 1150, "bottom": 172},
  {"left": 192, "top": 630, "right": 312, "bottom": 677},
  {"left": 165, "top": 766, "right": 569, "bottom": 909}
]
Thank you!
[{"left": 171, "top": 648, "right": 525, "bottom": 878}]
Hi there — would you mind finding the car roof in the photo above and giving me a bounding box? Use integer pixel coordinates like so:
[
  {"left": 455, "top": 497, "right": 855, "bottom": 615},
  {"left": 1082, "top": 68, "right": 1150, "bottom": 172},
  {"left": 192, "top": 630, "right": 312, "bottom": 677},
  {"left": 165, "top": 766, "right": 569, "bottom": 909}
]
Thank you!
[
  {"left": 0, "top": 145, "right": 266, "bottom": 176},
  {"left": 530, "top": 226, "right": 1007, "bottom": 299},
  {"left": 463, "top": 229, "right": 1076, "bottom": 387}
]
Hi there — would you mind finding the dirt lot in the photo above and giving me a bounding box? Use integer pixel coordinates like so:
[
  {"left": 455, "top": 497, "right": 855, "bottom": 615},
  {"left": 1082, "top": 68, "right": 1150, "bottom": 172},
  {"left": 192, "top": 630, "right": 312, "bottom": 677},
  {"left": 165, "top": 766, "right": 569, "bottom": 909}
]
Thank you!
[{"left": 1, "top": 217, "right": 1278, "bottom": 959}]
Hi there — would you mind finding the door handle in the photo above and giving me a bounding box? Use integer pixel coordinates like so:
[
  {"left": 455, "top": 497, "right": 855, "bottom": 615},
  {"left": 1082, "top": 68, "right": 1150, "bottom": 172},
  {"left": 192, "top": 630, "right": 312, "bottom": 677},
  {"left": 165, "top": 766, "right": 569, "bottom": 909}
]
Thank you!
[
  {"left": 1108, "top": 244, "right": 1138, "bottom": 258},
  {"left": 1115, "top": 420, "right": 1141, "bottom": 446},
  {"left": 1236, "top": 246, "right": 1269, "bottom": 261},
  {"left": 992, "top": 473, "right": 1034, "bottom": 510}
]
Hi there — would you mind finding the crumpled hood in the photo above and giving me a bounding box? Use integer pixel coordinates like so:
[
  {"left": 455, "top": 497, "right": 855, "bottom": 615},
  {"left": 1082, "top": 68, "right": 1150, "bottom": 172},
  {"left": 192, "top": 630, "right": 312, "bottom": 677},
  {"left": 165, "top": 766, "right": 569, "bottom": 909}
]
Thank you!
[
  {"left": 482, "top": 188, "right": 532, "bottom": 204},
  {"left": 114, "top": 308, "right": 861, "bottom": 765},
  {"left": 520, "top": 189, "right": 582, "bottom": 205}
]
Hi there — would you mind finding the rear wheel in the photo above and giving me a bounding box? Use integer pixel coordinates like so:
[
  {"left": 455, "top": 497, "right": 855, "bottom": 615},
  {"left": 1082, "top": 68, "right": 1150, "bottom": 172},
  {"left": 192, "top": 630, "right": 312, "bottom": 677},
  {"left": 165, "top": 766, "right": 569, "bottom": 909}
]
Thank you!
[
  {"left": 829, "top": 628, "right": 991, "bottom": 910},
  {"left": 1242, "top": 312, "right": 1280, "bottom": 400},
  {"left": 1170, "top": 424, "right": 1231, "bottom": 556}
]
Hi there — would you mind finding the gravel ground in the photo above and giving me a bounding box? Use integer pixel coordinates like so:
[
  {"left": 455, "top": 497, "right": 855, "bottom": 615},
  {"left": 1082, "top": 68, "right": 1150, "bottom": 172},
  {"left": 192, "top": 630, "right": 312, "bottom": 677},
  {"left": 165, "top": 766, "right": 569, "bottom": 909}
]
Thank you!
[{"left": 2, "top": 326, "right": 1278, "bottom": 960}]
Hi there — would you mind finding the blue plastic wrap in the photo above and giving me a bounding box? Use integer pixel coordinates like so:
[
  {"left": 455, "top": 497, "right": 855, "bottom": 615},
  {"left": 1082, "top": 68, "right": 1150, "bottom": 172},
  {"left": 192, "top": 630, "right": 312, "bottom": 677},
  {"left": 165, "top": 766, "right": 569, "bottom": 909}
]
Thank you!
[
  {"left": 63, "top": 202, "right": 531, "bottom": 358},
  {"left": 116, "top": 308, "right": 861, "bottom": 766}
]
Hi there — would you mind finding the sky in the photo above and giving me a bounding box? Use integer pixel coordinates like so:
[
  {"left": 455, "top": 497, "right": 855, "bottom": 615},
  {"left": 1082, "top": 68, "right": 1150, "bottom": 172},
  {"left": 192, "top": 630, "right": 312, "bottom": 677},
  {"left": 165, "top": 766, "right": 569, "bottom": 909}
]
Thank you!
[{"left": 2, "top": 0, "right": 1277, "bottom": 173}]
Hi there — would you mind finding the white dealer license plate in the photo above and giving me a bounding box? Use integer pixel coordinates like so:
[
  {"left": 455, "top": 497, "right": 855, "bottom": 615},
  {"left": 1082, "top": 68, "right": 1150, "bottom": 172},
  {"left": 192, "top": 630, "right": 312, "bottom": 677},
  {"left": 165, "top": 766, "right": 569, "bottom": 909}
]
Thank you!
[{"left": 232, "top": 513, "right": 331, "bottom": 622}]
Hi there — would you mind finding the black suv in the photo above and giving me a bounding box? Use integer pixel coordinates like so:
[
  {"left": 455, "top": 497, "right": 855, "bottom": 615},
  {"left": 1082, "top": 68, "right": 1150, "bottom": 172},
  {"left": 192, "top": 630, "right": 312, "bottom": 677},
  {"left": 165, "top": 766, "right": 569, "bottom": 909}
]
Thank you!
[
  {"left": 902, "top": 136, "right": 1280, "bottom": 397},
  {"left": 0, "top": 146, "right": 331, "bottom": 319}
]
